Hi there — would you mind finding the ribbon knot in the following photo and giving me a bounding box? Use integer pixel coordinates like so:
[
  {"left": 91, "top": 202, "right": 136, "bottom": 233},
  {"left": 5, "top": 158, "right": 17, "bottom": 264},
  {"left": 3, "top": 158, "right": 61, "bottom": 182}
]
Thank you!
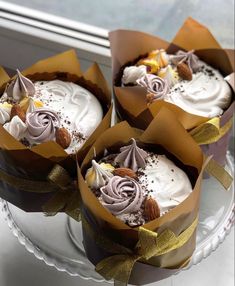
[
  {"left": 42, "top": 164, "right": 80, "bottom": 219},
  {"left": 48, "top": 164, "right": 74, "bottom": 192},
  {"left": 0, "top": 163, "right": 80, "bottom": 219},
  {"left": 95, "top": 216, "right": 199, "bottom": 284}
]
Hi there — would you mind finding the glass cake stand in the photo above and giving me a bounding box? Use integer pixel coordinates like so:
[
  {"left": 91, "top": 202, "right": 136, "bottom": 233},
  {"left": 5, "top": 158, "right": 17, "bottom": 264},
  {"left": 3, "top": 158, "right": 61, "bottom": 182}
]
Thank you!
[{"left": 0, "top": 152, "right": 234, "bottom": 285}]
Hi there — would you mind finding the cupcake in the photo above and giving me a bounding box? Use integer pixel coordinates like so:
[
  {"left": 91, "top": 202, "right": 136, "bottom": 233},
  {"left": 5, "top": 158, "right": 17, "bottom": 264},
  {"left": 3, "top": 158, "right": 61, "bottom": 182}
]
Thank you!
[
  {"left": 85, "top": 138, "right": 193, "bottom": 227},
  {"left": 0, "top": 50, "right": 112, "bottom": 212},
  {"left": 109, "top": 18, "right": 234, "bottom": 166},
  {"left": 121, "top": 49, "right": 232, "bottom": 118},
  {"left": 78, "top": 109, "right": 206, "bottom": 285},
  {"left": 0, "top": 70, "right": 103, "bottom": 154}
]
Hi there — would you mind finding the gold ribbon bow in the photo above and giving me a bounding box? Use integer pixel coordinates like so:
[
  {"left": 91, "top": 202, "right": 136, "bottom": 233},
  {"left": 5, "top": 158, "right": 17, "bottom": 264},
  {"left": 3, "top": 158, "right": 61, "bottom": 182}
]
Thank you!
[
  {"left": 83, "top": 213, "right": 198, "bottom": 284},
  {"left": 0, "top": 164, "right": 80, "bottom": 218},
  {"left": 39, "top": 164, "right": 80, "bottom": 219}
]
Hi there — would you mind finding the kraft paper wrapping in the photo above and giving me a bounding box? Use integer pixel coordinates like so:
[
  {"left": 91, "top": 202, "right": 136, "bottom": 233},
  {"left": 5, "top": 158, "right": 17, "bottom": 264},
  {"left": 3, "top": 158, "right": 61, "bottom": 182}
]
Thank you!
[
  {"left": 78, "top": 107, "right": 208, "bottom": 284},
  {"left": 109, "top": 17, "right": 234, "bottom": 166},
  {"left": 0, "top": 50, "right": 112, "bottom": 212}
]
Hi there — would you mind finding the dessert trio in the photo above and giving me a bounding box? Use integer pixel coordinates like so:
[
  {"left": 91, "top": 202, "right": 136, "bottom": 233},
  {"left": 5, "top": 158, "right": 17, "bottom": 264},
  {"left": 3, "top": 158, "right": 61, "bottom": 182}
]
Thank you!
[{"left": 0, "top": 17, "right": 234, "bottom": 285}]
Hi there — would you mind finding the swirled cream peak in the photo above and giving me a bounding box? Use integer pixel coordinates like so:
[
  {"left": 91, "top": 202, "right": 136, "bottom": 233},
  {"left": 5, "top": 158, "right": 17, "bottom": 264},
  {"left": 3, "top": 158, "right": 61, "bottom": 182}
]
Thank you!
[
  {"left": 170, "top": 50, "right": 201, "bottom": 72},
  {"left": 26, "top": 108, "right": 60, "bottom": 144},
  {"left": 158, "top": 65, "right": 179, "bottom": 87},
  {"left": 6, "top": 70, "right": 35, "bottom": 103},
  {"left": 122, "top": 65, "right": 147, "bottom": 85},
  {"left": 114, "top": 138, "right": 147, "bottom": 172},
  {"left": 100, "top": 176, "right": 144, "bottom": 215},
  {"left": 0, "top": 102, "right": 12, "bottom": 124},
  {"left": 86, "top": 160, "right": 114, "bottom": 188},
  {"left": 3, "top": 115, "right": 27, "bottom": 140},
  {"left": 136, "top": 74, "right": 169, "bottom": 102}
]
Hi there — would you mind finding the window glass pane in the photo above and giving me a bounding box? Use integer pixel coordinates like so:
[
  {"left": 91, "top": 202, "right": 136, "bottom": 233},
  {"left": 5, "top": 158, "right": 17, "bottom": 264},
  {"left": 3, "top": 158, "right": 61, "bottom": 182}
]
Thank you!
[{"left": 6, "top": 0, "right": 235, "bottom": 47}]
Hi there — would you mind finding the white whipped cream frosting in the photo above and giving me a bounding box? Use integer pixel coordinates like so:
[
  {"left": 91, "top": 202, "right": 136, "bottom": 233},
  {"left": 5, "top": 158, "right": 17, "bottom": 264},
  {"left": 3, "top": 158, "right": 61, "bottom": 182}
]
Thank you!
[
  {"left": 164, "top": 61, "right": 232, "bottom": 117},
  {"left": 122, "top": 65, "right": 147, "bottom": 85},
  {"left": 123, "top": 57, "right": 232, "bottom": 117},
  {"left": 3, "top": 115, "right": 27, "bottom": 140},
  {"left": 33, "top": 80, "right": 103, "bottom": 153},
  {"left": 139, "top": 154, "right": 192, "bottom": 215},
  {"left": 0, "top": 103, "right": 11, "bottom": 125}
]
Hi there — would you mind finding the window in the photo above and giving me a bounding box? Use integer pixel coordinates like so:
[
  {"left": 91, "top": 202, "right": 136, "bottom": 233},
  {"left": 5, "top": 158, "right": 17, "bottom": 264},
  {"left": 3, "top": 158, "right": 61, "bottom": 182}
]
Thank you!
[{"left": 0, "top": 0, "right": 234, "bottom": 81}]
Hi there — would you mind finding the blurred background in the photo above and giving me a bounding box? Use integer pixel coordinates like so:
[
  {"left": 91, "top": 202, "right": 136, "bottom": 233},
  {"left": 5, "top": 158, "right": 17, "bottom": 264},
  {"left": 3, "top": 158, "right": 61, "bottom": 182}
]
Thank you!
[{"left": 6, "top": 0, "right": 235, "bottom": 47}]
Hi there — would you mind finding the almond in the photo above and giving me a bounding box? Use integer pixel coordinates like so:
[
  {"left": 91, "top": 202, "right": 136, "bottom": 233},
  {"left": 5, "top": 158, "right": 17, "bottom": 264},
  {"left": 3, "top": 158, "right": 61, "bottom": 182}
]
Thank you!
[
  {"left": 11, "top": 104, "right": 26, "bottom": 122},
  {"left": 144, "top": 196, "right": 160, "bottom": 221},
  {"left": 177, "top": 62, "right": 192, "bottom": 81},
  {"left": 113, "top": 167, "right": 137, "bottom": 179},
  {"left": 56, "top": 127, "right": 71, "bottom": 149}
]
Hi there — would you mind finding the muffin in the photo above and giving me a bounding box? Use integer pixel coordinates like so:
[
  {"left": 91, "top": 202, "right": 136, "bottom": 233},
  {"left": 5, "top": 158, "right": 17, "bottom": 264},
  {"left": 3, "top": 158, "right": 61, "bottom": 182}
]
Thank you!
[
  {"left": 0, "top": 50, "right": 112, "bottom": 212},
  {"left": 85, "top": 138, "right": 193, "bottom": 227},
  {"left": 109, "top": 18, "right": 234, "bottom": 166},
  {"left": 78, "top": 109, "right": 205, "bottom": 285},
  {"left": 0, "top": 70, "right": 103, "bottom": 154}
]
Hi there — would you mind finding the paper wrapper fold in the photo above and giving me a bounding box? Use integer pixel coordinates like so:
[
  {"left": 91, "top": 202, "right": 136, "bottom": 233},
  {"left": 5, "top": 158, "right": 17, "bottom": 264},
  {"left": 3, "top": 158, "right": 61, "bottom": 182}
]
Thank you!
[
  {"left": 109, "top": 17, "right": 234, "bottom": 166},
  {"left": 0, "top": 50, "right": 112, "bottom": 212},
  {"left": 78, "top": 107, "right": 208, "bottom": 284}
]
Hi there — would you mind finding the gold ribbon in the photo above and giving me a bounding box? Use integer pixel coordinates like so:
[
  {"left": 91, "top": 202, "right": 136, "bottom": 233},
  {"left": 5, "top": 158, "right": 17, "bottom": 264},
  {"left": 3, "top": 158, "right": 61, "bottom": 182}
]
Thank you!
[
  {"left": 83, "top": 213, "right": 198, "bottom": 284},
  {"left": 0, "top": 167, "right": 57, "bottom": 193},
  {"left": 41, "top": 165, "right": 81, "bottom": 216},
  {"left": 205, "top": 158, "right": 233, "bottom": 190},
  {"left": 0, "top": 164, "right": 80, "bottom": 215},
  {"left": 190, "top": 117, "right": 233, "bottom": 145}
]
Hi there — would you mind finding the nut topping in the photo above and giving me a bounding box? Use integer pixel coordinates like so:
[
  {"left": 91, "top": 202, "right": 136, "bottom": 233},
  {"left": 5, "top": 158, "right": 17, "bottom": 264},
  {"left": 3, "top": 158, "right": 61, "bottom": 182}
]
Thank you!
[
  {"left": 144, "top": 196, "right": 160, "bottom": 221},
  {"left": 56, "top": 127, "right": 71, "bottom": 149},
  {"left": 113, "top": 167, "right": 138, "bottom": 180},
  {"left": 177, "top": 62, "right": 192, "bottom": 81},
  {"left": 11, "top": 104, "right": 26, "bottom": 122}
]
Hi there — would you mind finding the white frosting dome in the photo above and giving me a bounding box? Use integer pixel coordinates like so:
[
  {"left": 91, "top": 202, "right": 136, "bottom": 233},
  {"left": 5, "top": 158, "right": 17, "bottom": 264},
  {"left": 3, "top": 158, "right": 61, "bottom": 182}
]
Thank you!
[
  {"left": 126, "top": 51, "right": 232, "bottom": 118},
  {"left": 4, "top": 115, "right": 27, "bottom": 140},
  {"left": 33, "top": 80, "right": 103, "bottom": 153},
  {"left": 164, "top": 61, "right": 232, "bottom": 117},
  {"left": 93, "top": 149, "right": 193, "bottom": 226},
  {"left": 139, "top": 154, "right": 192, "bottom": 215}
]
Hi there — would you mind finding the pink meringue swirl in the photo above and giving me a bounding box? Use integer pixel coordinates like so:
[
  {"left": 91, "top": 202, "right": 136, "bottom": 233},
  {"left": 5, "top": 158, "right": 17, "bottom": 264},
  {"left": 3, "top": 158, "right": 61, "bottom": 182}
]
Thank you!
[
  {"left": 170, "top": 50, "right": 201, "bottom": 73},
  {"left": 136, "top": 74, "right": 169, "bottom": 101},
  {"left": 7, "top": 69, "right": 35, "bottom": 102},
  {"left": 100, "top": 176, "right": 144, "bottom": 215},
  {"left": 114, "top": 138, "right": 148, "bottom": 172},
  {"left": 26, "top": 108, "right": 60, "bottom": 143}
]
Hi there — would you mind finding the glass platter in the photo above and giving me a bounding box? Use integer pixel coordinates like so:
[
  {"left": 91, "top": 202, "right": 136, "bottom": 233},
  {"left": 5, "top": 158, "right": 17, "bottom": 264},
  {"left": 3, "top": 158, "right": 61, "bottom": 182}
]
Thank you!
[{"left": 0, "top": 152, "right": 234, "bottom": 285}]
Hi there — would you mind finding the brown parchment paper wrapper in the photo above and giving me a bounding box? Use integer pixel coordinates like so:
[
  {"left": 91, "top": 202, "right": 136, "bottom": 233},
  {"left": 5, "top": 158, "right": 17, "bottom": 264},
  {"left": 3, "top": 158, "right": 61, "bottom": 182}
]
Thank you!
[
  {"left": 109, "top": 17, "right": 234, "bottom": 166},
  {"left": 78, "top": 107, "right": 208, "bottom": 284},
  {"left": 0, "top": 50, "right": 112, "bottom": 211}
]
